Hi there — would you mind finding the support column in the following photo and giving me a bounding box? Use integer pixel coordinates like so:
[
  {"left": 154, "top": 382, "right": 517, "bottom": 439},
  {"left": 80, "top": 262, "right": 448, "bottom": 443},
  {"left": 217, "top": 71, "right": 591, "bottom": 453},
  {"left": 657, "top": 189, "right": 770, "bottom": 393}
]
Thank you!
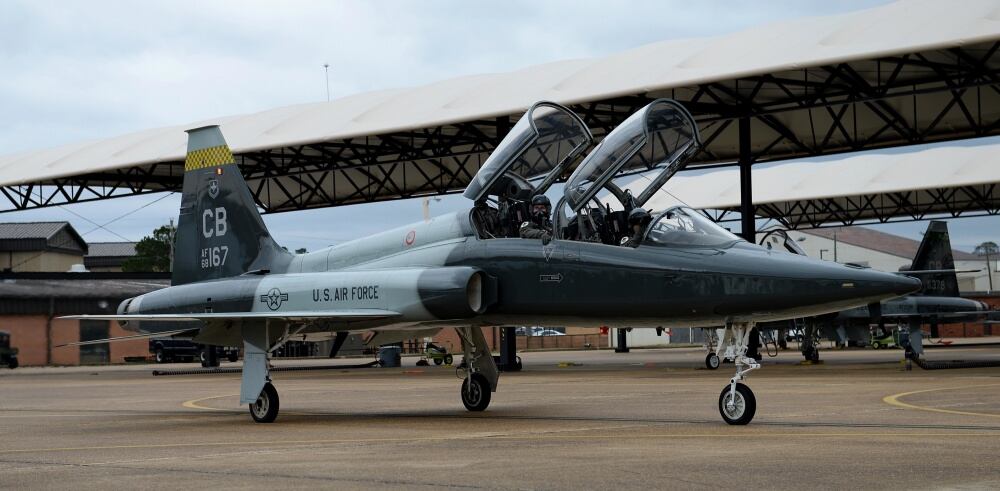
[
  {"left": 499, "top": 326, "right": 520, "bottom": 371},
  {"left": 739, "top": 117, "right": 755, "bottom": 243},
  {"left": 615, "top": 328, "right": 629, "bottom": 353}
]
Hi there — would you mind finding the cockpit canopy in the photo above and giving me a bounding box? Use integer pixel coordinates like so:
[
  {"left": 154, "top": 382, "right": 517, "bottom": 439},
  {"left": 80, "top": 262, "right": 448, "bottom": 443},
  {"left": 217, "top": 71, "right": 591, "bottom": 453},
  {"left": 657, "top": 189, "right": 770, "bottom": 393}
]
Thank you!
[
  {"left": 563, "top": 99, "right": 700, "bottom": 212},
  {"left": 644, "top": 207, "right": 742, "bottom": 247},
  {"left": 463, "top": 101, "right": 593, "bottom": 203}
]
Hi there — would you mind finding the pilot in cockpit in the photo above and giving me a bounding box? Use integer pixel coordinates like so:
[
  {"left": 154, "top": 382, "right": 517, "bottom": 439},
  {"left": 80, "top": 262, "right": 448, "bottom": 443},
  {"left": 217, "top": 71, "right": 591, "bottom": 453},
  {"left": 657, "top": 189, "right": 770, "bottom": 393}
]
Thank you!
[
  {"left": 620, "top": 208, "right": 651, "bottom": 248},
  {"left": 519, "top": 195, "right": 553, "bottom": 242}
]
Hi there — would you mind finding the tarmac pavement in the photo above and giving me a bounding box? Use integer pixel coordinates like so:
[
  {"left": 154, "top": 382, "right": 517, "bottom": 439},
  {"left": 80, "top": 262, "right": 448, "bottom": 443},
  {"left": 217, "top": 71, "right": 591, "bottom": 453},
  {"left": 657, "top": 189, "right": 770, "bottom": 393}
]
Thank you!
[{"left": 1, "top": 346, "right": 999, "bottom": 490}]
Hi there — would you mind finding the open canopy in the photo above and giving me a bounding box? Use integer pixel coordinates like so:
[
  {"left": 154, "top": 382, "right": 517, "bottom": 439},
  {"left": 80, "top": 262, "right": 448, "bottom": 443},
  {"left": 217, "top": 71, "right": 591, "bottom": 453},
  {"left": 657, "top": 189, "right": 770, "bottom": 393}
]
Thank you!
[
  {"left": 564, "top": 99, "right": 700, "bottom": 212},
  {"left": 463, "top": 101, "right": 592, "bottom": 202}
]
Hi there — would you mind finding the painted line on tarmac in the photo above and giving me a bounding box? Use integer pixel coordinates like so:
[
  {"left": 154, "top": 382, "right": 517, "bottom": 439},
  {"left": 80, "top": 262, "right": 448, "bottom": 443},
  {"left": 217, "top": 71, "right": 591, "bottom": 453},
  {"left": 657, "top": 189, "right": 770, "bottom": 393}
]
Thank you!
[
  {"left": 182, "top": 394, "right": 241, "bottom": 412},
  {"left": 883, "top": 384, "right": 1000, "bottom": 419}
]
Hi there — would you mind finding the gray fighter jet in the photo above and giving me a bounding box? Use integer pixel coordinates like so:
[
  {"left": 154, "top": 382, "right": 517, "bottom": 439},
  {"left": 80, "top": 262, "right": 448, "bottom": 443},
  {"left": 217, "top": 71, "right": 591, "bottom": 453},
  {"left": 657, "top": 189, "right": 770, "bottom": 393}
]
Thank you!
[{"left": 64, "top": 100, "right": 919, "bottom": 425}]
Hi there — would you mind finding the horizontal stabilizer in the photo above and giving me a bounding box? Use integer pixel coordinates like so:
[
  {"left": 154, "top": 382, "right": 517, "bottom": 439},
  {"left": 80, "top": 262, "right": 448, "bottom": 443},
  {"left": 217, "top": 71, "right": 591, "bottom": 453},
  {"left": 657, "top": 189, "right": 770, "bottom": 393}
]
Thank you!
[
  {"left": 895, "top": 269, "right": 980, "bottom": 275},
  {"left": 59, "top": 310, "right": 401, "bottom": 322},
  {"left": 56, "top": 328, "right": 199, "bottom": 347}
]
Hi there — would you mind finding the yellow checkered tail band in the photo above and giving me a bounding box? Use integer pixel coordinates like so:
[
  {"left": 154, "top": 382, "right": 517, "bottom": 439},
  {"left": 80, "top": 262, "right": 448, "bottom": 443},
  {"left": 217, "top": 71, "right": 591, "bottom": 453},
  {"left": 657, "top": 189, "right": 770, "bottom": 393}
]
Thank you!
[{"left": 185, "top": 145, "right": 235, "bottom": 172}]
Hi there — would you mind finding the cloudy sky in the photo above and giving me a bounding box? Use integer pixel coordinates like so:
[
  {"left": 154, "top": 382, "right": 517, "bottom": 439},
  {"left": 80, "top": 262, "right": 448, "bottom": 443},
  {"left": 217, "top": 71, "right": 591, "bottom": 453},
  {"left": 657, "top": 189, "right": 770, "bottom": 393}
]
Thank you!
[{"left": 2, "top": 0, "right": 997, "bottom": 253}]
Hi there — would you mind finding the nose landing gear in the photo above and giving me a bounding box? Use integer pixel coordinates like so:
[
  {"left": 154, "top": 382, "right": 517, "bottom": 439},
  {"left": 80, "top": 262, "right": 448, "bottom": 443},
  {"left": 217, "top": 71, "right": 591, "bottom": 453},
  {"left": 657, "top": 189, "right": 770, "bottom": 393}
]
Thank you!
[
  {"left": 715, "top": 322, "right": 760, "bottom": 425},
  {"left": 456, "top": 326, "right": 499, "bottom": 412}
]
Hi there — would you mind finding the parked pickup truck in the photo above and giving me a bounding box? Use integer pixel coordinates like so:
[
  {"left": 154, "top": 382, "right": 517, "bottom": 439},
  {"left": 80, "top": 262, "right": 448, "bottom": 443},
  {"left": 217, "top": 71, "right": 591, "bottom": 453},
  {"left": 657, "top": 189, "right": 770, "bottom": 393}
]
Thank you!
[{"left": 149, "top": 338, "right": 238, "bottom": 367}]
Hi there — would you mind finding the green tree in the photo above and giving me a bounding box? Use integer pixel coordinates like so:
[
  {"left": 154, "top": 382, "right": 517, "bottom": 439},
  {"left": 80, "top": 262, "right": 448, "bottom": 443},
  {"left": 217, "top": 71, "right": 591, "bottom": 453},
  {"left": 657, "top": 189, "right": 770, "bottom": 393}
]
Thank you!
[
  {"left": 121, "top": 224, "right": 175, "bottom": 272},
  {"left": 973, "top": 241, "right": 998, "bottom": 292}
]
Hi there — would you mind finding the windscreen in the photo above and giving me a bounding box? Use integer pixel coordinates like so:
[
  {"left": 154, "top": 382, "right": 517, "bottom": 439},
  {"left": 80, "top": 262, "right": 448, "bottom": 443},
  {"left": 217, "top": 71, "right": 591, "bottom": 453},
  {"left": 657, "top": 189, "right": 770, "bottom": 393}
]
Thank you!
[
  {"left": 645, "top": 207, "right": 742, "bottom": 247},
  {"left": 463, "top": 102, "right": 592, "bottom": 201},
  {"left": 564, "top": 99, "right": 699, "bottom": 211}
]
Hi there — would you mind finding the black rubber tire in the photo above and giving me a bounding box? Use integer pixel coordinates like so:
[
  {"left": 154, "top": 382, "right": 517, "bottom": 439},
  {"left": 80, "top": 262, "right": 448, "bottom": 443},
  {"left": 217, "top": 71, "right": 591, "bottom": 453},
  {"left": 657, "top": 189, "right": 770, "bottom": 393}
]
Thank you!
[
  {"left": 809, "top": 348, "right": 820, "bottom": 362},
  {"left": 227, "top": 352, "right": 239, "bottom": 363},
  {"left": 718, "top": 383, "right": 756, "bottom": 425},
  {"left": 461, "top": 373, "right": 491, "bottom": 412},
  {"left": 415, "top": 359, "right": 429, "bottom": 366},
  {"left": 8, "top": 357, "right": 17, "bottom": 369},
  {"left": 444, "top": 354, "right": 454, "bottom": 365},
  {"left": 871, "top": 342, "right": 880, "bottom": 350},
  {"left": 199, "top": 350, "right": 208, "bottom": 367},
  {"left": 705, "top": 353, "right": 721, "bottom": 370},
  {"left": 154, "top": 348, "right": 166, "bottom": 364},
  {"left": 249, "top": 382, "right": 279, "bottom": 423},
  {"left": 433, "top": 357, "right": 443, "bottom": 366}
]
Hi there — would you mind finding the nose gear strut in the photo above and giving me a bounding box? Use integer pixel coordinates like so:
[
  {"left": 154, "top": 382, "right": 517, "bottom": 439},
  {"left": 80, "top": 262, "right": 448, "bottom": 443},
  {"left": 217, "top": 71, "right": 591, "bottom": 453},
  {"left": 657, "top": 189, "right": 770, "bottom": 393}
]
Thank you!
[{"left": 714, "top": 322, "right": 759, "bottom": 425}]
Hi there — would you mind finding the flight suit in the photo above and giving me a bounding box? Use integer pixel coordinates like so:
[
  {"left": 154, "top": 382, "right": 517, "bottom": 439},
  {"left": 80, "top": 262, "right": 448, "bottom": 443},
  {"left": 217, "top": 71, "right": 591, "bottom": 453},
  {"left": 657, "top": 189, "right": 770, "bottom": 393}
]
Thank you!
[{"left": 519, "top": 220, "right": 553, "bottom": 241}]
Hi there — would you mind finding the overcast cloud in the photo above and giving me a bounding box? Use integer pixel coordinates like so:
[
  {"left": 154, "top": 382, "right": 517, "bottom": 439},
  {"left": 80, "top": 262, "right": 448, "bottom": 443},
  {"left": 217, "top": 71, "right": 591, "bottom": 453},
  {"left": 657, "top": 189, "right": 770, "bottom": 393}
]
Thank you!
[{"left": 3, "top": 0, "right": 996, "bottom": 254}]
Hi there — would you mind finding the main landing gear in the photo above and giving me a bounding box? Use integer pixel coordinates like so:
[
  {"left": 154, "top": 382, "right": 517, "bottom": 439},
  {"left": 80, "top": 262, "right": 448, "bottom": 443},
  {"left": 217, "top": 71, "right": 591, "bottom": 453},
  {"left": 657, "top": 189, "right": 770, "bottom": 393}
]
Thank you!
[
  {"left": 713, "top": 322, "right": 760, "bottom": 425},
  {"left": 456, "top": 326, "right": 500, "bottom": 412},
  {"left": 241, "top": 321, "right": 291, "bottom": 423}
]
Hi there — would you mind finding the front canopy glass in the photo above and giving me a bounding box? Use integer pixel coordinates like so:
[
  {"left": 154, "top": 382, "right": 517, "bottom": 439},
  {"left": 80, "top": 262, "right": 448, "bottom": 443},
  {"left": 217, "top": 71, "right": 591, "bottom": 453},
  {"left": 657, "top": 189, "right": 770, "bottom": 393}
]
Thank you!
[
  {"left": 563, "top": 99, "right": 700, "bottom": 212},
  {"left": 644, "top": 206, "right": 742, "bottom": 247}
]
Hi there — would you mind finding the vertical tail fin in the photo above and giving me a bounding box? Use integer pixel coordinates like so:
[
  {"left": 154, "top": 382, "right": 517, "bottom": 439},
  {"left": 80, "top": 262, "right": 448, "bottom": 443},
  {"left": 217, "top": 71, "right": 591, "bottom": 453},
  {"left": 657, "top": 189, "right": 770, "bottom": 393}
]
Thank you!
[
  {"left": 902, "top": 220, "right": 959, "bottom": 297},
  {"left": 172, "top": 126, "right": 291, "bottom": 285}
]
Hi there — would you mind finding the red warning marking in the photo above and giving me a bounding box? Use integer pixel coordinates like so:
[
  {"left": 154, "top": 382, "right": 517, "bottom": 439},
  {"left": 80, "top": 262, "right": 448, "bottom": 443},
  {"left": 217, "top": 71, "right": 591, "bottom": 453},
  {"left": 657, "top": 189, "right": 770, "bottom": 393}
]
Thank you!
[{"left": 404, "top": 230, "right": 416, "bottom": 246}]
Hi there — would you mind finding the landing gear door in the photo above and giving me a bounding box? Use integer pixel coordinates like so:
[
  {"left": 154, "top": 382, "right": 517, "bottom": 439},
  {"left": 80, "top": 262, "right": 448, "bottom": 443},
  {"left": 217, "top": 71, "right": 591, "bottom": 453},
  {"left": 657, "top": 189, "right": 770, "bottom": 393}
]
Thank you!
[{"left": 563, "top": 99, "right": 701, "bottom": 213}]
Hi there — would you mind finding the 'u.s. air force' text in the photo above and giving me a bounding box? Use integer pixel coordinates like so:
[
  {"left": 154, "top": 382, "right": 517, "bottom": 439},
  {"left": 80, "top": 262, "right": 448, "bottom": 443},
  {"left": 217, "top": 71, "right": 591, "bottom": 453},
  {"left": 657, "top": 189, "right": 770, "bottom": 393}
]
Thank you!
[{"left": 312, "top": 286, "right": 380, "bottom": 302}]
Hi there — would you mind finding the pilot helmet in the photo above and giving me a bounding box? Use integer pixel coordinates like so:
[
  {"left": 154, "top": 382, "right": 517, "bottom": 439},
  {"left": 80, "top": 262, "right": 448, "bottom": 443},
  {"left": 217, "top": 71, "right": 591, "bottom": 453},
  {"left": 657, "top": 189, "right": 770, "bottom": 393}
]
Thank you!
[
  {"left": 530, "top": 195, "right": 551, "bottom": 217},
  {"left": 628, "top": 208, "right": 651, "bottom": 227}
]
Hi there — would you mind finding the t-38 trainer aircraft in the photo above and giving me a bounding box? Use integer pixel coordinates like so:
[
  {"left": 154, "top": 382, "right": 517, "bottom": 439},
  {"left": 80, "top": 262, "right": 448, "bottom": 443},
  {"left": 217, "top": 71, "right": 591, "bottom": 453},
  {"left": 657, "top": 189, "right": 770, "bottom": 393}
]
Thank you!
[
  {"left": 65, "top": 99, "right": 920, "bottom": 425},
  {"left": 758, "top": 222, "right": 994, "bottom": 363}
]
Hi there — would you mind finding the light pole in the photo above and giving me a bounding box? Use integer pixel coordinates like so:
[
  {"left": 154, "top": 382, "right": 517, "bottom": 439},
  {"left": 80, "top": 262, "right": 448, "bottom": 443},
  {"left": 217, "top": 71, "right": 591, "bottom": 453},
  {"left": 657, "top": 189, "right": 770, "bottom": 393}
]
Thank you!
[{"left": 323, "top": 63, "right": 330, "bottom": 102}]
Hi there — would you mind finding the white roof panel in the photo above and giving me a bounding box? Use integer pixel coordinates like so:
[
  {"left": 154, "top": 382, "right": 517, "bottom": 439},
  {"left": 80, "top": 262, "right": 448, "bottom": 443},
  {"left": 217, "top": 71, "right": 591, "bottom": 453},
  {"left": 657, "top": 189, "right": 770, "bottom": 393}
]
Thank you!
[
  {"left": 2, "top": 0, "right": 999, "bottom": 187},
  {"left": 634, "top": 138, "right": 1000, "bottom": 214}
]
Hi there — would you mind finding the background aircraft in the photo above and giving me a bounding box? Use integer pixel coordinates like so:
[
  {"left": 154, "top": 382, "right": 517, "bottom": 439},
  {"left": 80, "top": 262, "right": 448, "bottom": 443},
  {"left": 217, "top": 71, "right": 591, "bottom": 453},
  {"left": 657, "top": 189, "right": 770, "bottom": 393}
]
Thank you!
[
  {"left": 64, "top": 100, "right": 919, "bottom": 425},
  {"left": 754, "top": 222, "right": 995, "bottom": 363}
]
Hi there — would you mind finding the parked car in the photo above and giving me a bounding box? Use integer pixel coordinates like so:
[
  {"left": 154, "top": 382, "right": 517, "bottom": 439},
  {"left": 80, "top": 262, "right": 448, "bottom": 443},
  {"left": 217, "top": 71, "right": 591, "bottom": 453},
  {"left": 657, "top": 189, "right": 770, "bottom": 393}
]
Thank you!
[
  {"left": 149, "top": 338, "right": 238, "bottom": 366},
  {"left": 536, "top": 329, "right": 565, "bottom": 336}
]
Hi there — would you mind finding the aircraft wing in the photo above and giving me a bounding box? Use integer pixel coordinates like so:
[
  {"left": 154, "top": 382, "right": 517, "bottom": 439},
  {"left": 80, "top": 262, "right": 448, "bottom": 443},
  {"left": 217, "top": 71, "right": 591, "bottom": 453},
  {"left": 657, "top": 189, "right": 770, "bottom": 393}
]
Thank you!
[
  {"left": 57, "top": 328, "right": 201, "bottom": 347},
  {"left": 877, "top": 311, "right": 993, "bottom": 319},
  {"left": 60, "top": 309, "right": 401, "bottom": 322}
]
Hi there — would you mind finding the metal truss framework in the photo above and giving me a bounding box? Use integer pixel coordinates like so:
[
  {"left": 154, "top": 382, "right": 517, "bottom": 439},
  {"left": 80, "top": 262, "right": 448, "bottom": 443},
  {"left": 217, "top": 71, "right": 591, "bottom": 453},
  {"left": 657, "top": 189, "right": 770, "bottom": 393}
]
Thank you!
[
  {"left": 4, "top": 41, "right": 1000, "bottom": 230},
  {"left": 702, "top": 183, "right": 1000, "bottom": 230}
]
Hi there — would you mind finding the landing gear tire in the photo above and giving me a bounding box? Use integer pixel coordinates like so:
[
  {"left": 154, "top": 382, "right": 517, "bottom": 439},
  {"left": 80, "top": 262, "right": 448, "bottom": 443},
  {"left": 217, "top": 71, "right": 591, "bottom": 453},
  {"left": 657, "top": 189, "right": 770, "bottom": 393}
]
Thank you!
[
  {"left": 461, "top": 373, "right": 491, "bottom": 412},
  {"left": 433, "top": 357, "right": 443, "bottom": 366},
  {"left": 804, "top": 347, "right": 819, "bottom": 362},
  {"left": 705, "top": 353, "right": 720, "bottom": 370},
  {"left": 8, "top": 357, "right": 17, "bottom": 369},
  {"left": 871, "top": 342, "right": 880, "bottom": 350},
  {"left": 227, "top": 352, "right": 239, "bottom": 363},
  {"left": 200, "top": 349, "right": 220, "bottom": 368},
  {"left": 416, "top": 359, "right": 429, "bottom": 366},
  {"left": 444, "top": 354, "right": 454, "bottom": 365},
  {"left": 154, "top": 348, "right": 166, "bottom": 364},
  {"left": 718, "top": 383, "right": 756, "bottom": 425},
  {"left": 249, "top": 382, "right": 279, "bottom": 423}
]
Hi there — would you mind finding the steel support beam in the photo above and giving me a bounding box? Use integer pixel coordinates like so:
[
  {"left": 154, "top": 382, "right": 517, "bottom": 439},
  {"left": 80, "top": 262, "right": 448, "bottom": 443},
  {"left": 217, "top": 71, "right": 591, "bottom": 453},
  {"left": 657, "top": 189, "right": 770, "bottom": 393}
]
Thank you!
[{"left": 739, "top": 117, "right": 755, "bottom": 243}]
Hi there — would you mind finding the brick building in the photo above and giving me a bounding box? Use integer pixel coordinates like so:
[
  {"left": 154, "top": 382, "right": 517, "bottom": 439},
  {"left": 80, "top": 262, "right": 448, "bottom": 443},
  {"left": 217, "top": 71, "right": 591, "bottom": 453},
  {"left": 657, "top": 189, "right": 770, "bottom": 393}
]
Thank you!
[{"left": 0, "top": 277, "right": 167, "bottom": 366}]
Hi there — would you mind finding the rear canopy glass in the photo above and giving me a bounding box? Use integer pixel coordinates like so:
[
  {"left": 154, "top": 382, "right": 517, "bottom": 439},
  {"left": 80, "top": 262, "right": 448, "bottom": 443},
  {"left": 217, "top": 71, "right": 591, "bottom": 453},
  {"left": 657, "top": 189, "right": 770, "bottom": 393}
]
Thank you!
[{"left": 463, "top": 102, "right": 592, "bottom": 201}]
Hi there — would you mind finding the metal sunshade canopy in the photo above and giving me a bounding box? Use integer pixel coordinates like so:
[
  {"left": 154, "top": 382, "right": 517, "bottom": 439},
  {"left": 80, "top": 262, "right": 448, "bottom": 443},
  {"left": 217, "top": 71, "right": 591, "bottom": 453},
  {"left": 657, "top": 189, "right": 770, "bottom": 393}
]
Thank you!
[{"left": 1, "top": 0, "right": 999, "bottom": 231}]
